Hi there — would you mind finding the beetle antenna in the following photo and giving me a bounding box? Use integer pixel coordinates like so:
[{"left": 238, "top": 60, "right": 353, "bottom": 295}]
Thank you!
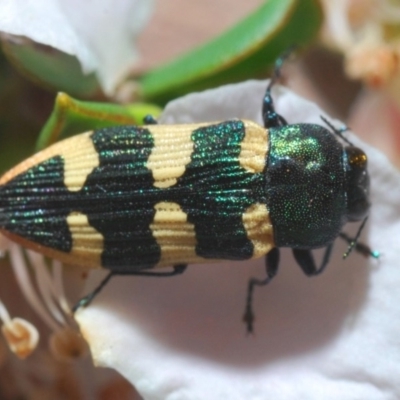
[
  {"left": 320, "top": 116, "right": 354, "bottom": 146},
  {"left": 339, "top": 216, "right": 379, "bottom": 259},
  {"left": 341, "top": 216, "right": 367, "bottom": 259}
]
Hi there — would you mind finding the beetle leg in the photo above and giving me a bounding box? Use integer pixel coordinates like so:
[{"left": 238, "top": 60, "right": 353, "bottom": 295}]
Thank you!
[
  {"left": 292, "top": 244, "right": 334, "bottom": 277},
  {"left": 262, "top": 84, "right": 288, "bottom": 128},
  {"left": 113, "top": 264, "right": 188, "bottom": 277},
  {"left": 143, "top": 114, "right": 158, "bottom": 125},
  {"left": 72, "top": 271, "right": 114, "bottom": 311},
  {"left": 262, "top": 50, "right": 294, "bottom": 129},
  {"left": 73, "top": 264, "right": 187, "bottom": 312},
  {"left": 243, "top": 248, "right": 280, "bottom": 334}
]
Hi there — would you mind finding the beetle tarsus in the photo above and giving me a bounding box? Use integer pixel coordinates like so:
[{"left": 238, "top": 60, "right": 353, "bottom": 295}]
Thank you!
[
  {"left": 243, "top": 276, "right": 258, "bottom": 334},
  {"left": 243, "top": 248, "right": 279, "bottom": 333},
  {"left": 72, "top": 271, "right": 114, "bottom": 312}
]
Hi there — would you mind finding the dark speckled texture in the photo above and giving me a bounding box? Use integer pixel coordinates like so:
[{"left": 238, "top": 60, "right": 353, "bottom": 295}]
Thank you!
[
  {"left": 0, "top": 156, "right": 73, "bottom": 251},
  {"left": 265, "top": 123, "right": 346, "bottom": 249}
]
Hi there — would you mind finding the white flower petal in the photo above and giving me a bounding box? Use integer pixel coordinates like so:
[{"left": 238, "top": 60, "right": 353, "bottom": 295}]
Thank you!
[
  {"left": 0, "top": 0, "right": 154, "bottom": 94},
  {"left": 160, "top": 80, "right": 330, "bottom": 125},
  {"left": 76, "top": 81, "right": 399, "bottom": 400}
]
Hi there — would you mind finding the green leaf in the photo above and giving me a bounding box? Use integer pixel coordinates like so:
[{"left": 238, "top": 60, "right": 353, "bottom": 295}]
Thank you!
[
  {"left": 36, "top": 93, "right": 161, "bottom": 150},
  {"left": 139, "top": 0, "right": 322, "bottom": 103}
]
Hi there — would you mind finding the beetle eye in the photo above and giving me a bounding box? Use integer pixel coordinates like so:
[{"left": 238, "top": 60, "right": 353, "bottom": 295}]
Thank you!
[
  {"left": 348, "top": 147, "right": 368, "bottom": 168},
  {"left": 345, "top": 146, "right": 370, "bottom": 222}
]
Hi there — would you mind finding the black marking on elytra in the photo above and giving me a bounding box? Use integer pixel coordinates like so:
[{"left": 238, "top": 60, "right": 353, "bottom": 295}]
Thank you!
[
  {"left": 0, "top": 122, "right": 266, "bottom": 271},
  {"left": 175, "top": 121, "right": 265, "bottom": 259},
  {"left": 0, "top": 156, "right": 73, "bottom": 251},
  {"left": 84, "top": 121, "right": 265, "bottom": 268},
  {"left": 79, "top": 126, "right": 161, "bottom": 270}
]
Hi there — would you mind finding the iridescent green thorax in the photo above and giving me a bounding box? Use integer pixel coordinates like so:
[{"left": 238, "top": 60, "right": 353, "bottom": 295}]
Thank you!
[{"left": 265, "top": 123, "right": 347, "bottom": 249}]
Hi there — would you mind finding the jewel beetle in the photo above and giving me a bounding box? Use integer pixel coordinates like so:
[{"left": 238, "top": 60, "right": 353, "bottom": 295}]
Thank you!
[{"left": 0, "top": 56, "right": 374, "bottom": 332}]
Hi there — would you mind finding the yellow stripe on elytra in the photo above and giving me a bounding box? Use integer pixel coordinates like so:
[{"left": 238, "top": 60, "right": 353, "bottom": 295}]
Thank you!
[
  {"left": 66, "top": 211, "right": 104, "bottom": 266},
  {"left": 61, "top": 133, "right": 100, "bottom": 191},
  {"left": 242, "top": 203, "right": 274, "bottom": 258},
  {"left": 150, "top": 201, "right": 205, "bottom": 266},
  {"left": 146, "top": 124, "right": 208, "bottom": 189},
  {"left": 0, "top": 131, "right": 99, "bottom": 189},
  {"left": 239, "top": 121, "right": 268, "bottom": 174}
]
